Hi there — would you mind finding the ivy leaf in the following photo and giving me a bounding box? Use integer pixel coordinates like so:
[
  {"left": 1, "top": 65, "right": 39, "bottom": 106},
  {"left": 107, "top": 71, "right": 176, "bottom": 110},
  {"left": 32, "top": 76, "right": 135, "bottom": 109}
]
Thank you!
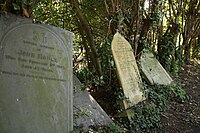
[
  {"left": 110, "top": 60, "right": 114, "bottom": 67},
  {"left": 22, "top": 0, "right": 29, "bottom": 5},
  {"left": 12, "top": 3, "right": 21, "bottom": 10},
  {"left": 21, "top": 6, "right": 27, "bottom": 10}
]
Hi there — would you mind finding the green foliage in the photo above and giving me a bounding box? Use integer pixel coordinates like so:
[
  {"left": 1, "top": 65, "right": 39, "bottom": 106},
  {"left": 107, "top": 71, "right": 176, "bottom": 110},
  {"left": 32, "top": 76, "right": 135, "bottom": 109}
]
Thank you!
[
  {"left": 157, "top": 33, "right": 181, "bottom": 75},
  {"left": 88, "top": 124, "right": 125, "bottom": 133},
  {"left": 33, "top": 0, "right": 75, "bottom": 29},
  {"left": 73, "top": 124, "right": 125, "bottom": 133},
  {"left": 146, "top": 82, "right": 188, "bottom": 104},
  {"left": 12, "top": 3, "right": 20, "bottom": 10},
  {"left": 129, "top": 104, "right": 161, "bottom": 133},
  {"left": 192, "top": 39, "right": 200, "bottom": 59},
  {"left": 114, "top": 82, "right": 188, "bottom": 133},
  {"left": 12, "top": 0, "right": 31, "bottom": 10},
  {"left": 72, "top": 126, "right": 84, "bottom": 133}
]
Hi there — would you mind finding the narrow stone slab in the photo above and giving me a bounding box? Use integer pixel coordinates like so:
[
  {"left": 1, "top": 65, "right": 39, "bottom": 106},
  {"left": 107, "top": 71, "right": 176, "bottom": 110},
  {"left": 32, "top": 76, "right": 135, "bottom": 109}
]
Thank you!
[
  {"left": 111, "top": 32, "right": 145, "bottom": 116},
  {"left": 73, "top": 75, "right": 113, "bottom": 131},
  {"left": 140, "top": 50, "right": 173, "bottom": 85},
  {"left": 0, "top": 14, "right": 73, "bottom": 133}
]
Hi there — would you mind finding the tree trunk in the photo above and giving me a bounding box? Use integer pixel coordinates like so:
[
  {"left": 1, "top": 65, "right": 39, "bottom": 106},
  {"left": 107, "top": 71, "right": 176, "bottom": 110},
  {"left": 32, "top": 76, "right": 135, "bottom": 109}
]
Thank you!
[
  {"left": 69, "top": 0, "right": 102, "bottom": 76},
  {"left": 183, "top": 38, "right": 191, "bottom": 64},
  {"left": 136, "top": 18, "right": 151, "bottom": 60}
]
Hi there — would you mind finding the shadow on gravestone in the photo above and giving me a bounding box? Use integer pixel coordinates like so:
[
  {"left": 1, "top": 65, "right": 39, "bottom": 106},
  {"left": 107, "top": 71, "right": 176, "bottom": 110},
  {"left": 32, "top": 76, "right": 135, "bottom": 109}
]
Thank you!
[
  {"left": 140, "top": 49, "right": 173, "bottom": 85},
  {"left": 0, "top": 13, "right": 73, "bottom": 133},
  {"left": 73, "top": 75, "right": 113, "bottom": 131},
  {"left": 111, "top": 32, "right": 145, "bottom": 119}
]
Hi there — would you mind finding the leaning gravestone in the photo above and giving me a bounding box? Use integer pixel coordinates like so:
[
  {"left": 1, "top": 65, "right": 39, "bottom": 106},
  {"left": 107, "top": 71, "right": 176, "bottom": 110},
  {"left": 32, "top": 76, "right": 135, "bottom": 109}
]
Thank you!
[
  {"left": 0, "top": 13, "right": 73, "bottom": 133},
  {"left": 73, "top": 75, "right": 113, "bottom": 131},
  {"left": 111, "top": 32, "right": 145, "bottom": 118},
  {"left": 140, "top": 50, "right": 173, "bottom": 85}
]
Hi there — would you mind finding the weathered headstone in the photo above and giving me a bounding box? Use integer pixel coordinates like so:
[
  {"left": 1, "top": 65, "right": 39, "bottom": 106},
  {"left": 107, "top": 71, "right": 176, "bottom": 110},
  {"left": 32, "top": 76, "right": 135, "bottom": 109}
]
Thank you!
[
  {"left": 0, "top": 13, "right": 73, "bottom": 133},
  {"left": 111, "top": 32, "right": 145, "bottom": 118},
  {"left": 0, "top": 12, "right": 32, "bottom": 38},
  {"left": 73, "top": 75, "right": 113, "bottom": 131},
  {"left": 140, "top": 50, "right": 173, "bottom": 85}
]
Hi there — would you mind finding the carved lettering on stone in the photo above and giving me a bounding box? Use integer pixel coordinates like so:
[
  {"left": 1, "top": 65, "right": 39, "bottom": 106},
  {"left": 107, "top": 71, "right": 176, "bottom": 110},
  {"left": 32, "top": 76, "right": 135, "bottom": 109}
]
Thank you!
[{"left": 0, "top": 14, "right": 73, "bottom": 133}]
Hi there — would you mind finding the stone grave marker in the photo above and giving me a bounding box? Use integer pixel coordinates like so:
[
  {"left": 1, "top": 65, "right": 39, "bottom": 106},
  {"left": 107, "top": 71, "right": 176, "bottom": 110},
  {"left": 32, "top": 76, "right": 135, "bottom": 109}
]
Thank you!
[
  {"left": 0, "top": 12, "right": 32, "bottom": 39},
  {"left": 140, "top": 50, "right": 173, "bottom": 85},
  {"left": 0, "top": 13, "right": 73, "bottom": 133},
  {"left": 111, "top": 32, "right": 145, "bottom": 118},
  {"left": 73, "top": 75, "right": 113, "bottom": 131}
]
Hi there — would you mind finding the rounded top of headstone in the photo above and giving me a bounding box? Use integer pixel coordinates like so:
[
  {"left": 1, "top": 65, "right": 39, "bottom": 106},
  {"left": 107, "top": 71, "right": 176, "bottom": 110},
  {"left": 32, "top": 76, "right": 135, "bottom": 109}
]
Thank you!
[{"left": 0, "top": 22, "right": 73, "bottom": 132}]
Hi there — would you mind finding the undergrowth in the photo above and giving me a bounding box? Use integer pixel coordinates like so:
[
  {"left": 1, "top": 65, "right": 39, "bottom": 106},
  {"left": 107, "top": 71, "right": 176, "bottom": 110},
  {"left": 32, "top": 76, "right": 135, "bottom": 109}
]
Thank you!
[
  {"left": 73, "top": 82, "right": 188, "bottom": 133},
  {"left": 125, "top": 82, "right": 188, "bottom": 133}
]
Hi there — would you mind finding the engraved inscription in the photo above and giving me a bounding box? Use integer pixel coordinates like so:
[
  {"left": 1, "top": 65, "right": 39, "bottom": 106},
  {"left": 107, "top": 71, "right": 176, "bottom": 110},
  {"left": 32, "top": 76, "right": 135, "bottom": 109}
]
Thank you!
[
  {"left": 5, "top": 55, "right": 16, "bottom": 60},
  {"left": 33, "top": 31, "right": 47, "bottom": 43},
  {"left": 18, "top": 50, "right": 35, "bottom": 58},
  {"left": 111, "top": 32, "right": 144, "bottom": 108},
  {"left": 1, "top": 30, "right": 67, "bottom": 82}
]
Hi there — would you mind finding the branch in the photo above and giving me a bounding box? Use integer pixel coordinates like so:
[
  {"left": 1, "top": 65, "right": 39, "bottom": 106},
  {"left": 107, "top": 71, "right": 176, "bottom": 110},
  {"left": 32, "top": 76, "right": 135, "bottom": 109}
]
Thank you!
[{"left": 104, "top": 0, "right": 110, "bottom": 15}]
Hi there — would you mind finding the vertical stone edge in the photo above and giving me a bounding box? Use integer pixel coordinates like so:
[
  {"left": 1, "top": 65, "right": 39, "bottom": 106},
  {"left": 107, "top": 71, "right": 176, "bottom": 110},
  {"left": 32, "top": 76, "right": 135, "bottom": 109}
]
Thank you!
[
  {"left": 61, "top": 29, "right": 73, "bottom": 132},
  {"left": 40, "top": 25, "right": 74, "bottom": 132},
  {"left": 111, "top": 32, "right": 121, "bottom": 86},
  {"left": 64, "top": 30, "right": 73, "bottom": 132},
  {"left": 68, "top": 31, "right": 73, "bottom": 132},
  {"left": 0, "top": 12, "right": 3, "bottom": 41}
]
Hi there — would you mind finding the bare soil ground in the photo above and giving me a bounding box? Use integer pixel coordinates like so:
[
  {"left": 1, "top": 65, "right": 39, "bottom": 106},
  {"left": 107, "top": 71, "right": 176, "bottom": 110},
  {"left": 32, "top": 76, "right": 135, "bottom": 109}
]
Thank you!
[{"left": 161, "top": 60, "right": 200, "bottom": 133}]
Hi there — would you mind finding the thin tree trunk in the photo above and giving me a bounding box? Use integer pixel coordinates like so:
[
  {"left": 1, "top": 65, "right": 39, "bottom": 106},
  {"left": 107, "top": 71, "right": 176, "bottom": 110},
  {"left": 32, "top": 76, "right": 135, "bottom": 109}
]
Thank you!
[
  {"left": 134, "top": 0, "right": 140, "bottom": 55},
  {"left": 69, "top": 0, "right": 102, "bottom": 76},
  {"left": 78, "top": 23, "right": 93, "bottom": 72}
]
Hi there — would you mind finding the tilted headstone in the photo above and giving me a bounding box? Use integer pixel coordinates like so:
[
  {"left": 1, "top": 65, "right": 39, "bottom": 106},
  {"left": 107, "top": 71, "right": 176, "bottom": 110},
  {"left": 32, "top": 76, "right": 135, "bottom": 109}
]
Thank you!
[
  {"left": 0, "top": 13, "right": 73, "bottom": 133},
  {"left": 140, "top": 50, "right": 173, "bottom": 85},
  {"left": 111, "top": 32, "right": 145, "bottom": 118},
  {"left": 73, "top": 75, "right": 113, "bottom": 131}
]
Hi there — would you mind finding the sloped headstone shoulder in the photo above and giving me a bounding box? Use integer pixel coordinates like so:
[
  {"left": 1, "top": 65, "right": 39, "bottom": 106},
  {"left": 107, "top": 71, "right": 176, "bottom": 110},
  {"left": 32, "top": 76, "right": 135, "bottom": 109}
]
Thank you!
[
  {"left": 0, "top": 18, "right": 73, "bottom": 133},
  {"left": 140, "top": 50, "right": 173, "bottom": 85},
  {"left": 0, "top": 12, "right": 32, "bottom": 41},
  {"left": 73, "top": 75, "right": 113, "bottom": 131},
  {"left": 111, "top": 32, "right": 145, "bottom": 108}
]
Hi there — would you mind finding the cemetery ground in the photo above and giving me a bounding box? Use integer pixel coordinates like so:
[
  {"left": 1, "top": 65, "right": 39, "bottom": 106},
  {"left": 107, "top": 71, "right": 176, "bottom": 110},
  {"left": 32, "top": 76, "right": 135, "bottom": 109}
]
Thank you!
[
  {"left": 85, "top": 60, "right": 200, "bottom": 133},
  {"left": 161, "top": 60, "right": 200, "bottom": 133}
]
